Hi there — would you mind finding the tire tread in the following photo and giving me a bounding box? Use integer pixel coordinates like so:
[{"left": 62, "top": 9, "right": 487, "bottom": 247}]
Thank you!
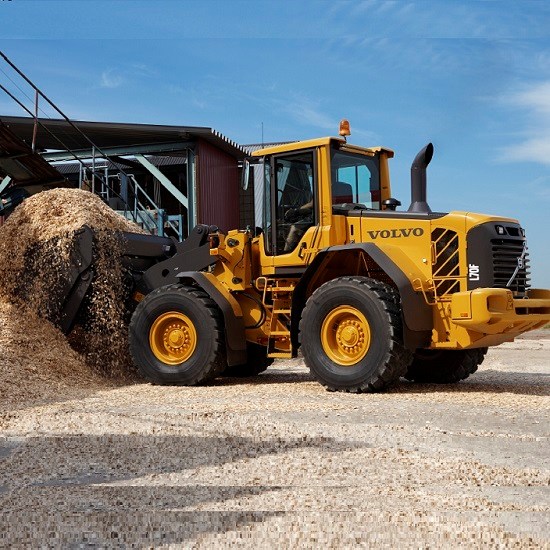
[
  {"left": 129, "top": 284, "right": 226, "bottom": 385},
  {"left": 299, "top": 276, "right": 412, "bottom": 393}
]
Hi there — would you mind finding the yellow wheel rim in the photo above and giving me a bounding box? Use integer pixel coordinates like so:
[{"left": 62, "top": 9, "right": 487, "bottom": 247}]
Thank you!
[
  {"left": 149, "top": 311, "right": 197, "bottom": 365},
  {"left": 321, "top": 306, "right": 371, "bottom": 366}
]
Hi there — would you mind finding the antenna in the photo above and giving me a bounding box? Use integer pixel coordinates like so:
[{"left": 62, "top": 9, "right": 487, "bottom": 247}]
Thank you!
[{"left": 261, "top": 122, "right": 264, "bottom": 146}]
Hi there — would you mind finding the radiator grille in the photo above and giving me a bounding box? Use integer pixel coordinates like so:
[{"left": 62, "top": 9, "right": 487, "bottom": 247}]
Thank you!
[
  {"left": 465, "top": 222, "right": 531, "bottom": 296},
  {"left": 491, "top": 238, "right": 530, "bottom": 294},
  {"left": 432, "top": 228, "right": 460, "bottom": 296}
]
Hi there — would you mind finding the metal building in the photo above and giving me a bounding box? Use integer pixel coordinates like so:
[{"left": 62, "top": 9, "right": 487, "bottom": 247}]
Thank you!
[{"left": 0, "top": 116, "right": 247, "bottom": 238}]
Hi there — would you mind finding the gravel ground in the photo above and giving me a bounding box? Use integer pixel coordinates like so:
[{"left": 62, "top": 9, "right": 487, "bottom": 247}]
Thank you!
[{"left": 0, "top": 332, "right": 548, "bottom": 548}]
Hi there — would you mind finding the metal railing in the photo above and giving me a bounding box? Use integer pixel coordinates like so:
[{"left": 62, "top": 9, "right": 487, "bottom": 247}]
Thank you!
[{"left": 124, "top": 174, "right": 183, "bottom": 240}]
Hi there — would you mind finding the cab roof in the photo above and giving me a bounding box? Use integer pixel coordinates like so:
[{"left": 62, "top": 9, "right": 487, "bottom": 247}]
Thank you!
[{"left": 251, "top": 136, "right": 394, "bottom": 158}]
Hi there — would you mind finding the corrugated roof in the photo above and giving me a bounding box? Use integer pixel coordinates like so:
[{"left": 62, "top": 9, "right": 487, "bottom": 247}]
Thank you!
[
  {"left": 0, "top": 116, "right": 247, "bottom": 159},
  {"left": 242, "top": 142, "right": 294, "bottom": 154},
  {"left": 53, "top": 155, "right": 186, "bottom": 175}
]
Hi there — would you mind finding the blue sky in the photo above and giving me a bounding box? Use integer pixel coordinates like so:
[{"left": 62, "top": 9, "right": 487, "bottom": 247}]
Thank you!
[{"left": 1, "top": 0, "right": 549, "bottom": 286}]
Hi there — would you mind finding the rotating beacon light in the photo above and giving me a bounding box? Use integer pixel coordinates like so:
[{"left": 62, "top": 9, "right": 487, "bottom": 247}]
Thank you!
[{"left": 339, "top": 119, "right": 351, "bottom": 140}]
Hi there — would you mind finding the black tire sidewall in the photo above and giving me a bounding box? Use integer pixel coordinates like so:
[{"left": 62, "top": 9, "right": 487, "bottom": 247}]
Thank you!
[
  {"left": 129, "top": 286, "right": 220, "bottom": 384},
  {"left": 302, "top": 281, "right": 392, "bottom": 388}
]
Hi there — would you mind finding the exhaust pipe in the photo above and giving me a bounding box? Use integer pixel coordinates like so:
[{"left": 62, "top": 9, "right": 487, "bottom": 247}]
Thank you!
[{"left": 408, "top": 143, "right": 434, "bottom": 214}]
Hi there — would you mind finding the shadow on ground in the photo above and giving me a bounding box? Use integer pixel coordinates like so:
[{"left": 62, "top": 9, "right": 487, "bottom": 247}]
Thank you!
[
  {"left": 392, "top": 370, "right": 549, "bottom": 397},
  {"left": 216, "top": 368, "right": 549, "bottom": 397},
  {"left": 0, "top": 432, "right": 364, "bottom": 545}
]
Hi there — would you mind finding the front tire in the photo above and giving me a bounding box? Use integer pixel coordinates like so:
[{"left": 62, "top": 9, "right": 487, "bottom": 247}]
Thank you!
[
  {"left": 129, "top": 284, "right": 226, "bottom": 385},
  {"left": 299, "top": 277, "right": 411, "bottom": 393},
  {"left": 404, "top": 348, "right": 488, "bottom": 383}
]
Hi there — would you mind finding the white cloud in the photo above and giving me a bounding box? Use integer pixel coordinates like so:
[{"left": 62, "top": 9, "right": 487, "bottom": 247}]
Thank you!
[
  {"left": 350, "top": 0, "right": 378, "bottom": 16},
  {"left": 100, "top": 69, "right": 124, "bottom": 89},
  {"left": 167, "top": 84, "right": 183, "bottom": 94},
  {"left": 283, "top": 99, "right": 335, "bottom": 131},
  {"left": 192, "top": 98, "right": 207, "bottom": 110},
  {"left": 130, "top": 63, "right": 156, "bottom": 78},
  {"left": 497, "top": 81, "right": 550, "bottom": 165},
  {"left": 506, "top": 82, "right": 550, "bottom": 115},
  {"left": 500, "top": 138, "right": 550, "bottom": 165},
  {"left": 278, "top": 96, "right": 378, "bottom": 141},
  {"left": 526, "top": 175, "right": 550, "bottom": 200},
  {"left": 99, "top": 64, "right": 155, "bottom": 89}
]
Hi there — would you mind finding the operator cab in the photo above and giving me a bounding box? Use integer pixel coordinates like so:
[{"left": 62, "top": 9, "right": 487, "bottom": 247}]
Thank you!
[{"left": 242, "top": 121, "right": 398, "bottom": 259}]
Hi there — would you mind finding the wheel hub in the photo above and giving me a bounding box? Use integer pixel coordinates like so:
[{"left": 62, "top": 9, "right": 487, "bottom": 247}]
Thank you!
[
  {"left": 321, "top": 306, "right": 371, "bottom": 366},
  {"left": 338, "top": 322, "right": 363, "bottom": 347},
  {"left": 165, "top": 324, "right": 190, "bottom": 348},
  {"left": 150, "top": 312, "right": 197, "bottom": 365}
]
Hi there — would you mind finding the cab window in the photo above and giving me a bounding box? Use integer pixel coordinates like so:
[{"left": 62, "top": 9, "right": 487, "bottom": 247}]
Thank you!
[{"left": 331, "top": 150, "right": 380, "bottom": 209}]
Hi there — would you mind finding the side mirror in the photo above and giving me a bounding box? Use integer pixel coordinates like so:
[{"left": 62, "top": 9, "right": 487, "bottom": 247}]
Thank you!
[
  {"left": 242, "top": 157, "right": 265, "bottom": 190},
  {"left": 382, "top": 198, "right": 401, "bottom": 211},
  {"left": 242, "top": 159, "right": 251, "bottom": 191}
]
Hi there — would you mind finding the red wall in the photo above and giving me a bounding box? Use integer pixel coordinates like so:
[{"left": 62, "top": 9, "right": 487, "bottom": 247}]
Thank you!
[{"left": 196, "top": 138, "right": 240, "bottom": 232}]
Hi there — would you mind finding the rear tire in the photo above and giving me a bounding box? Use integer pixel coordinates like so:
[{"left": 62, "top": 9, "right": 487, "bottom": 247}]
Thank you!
[
  {"left": 129, "top": 284, "right": 226, "bottom": 385},
  {"left": 404, "top": 347, "right": 488, "bottom": 383},
  {"left": 222, "top": 343, "right": 273, "bottom": 377},
  {"left": 299, "top": 276, "right": 411, "bottom": 393}
]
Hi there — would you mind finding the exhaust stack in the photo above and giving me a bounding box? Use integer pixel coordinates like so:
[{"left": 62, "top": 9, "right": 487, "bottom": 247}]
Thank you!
[{"left": 408, "top": 143, "right": 434, "bottom": 214}]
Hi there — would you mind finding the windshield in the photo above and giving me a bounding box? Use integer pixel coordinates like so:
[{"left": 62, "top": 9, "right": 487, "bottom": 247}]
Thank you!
[{"left": 331, "top": 149, "right": 381, "bottom": 209}]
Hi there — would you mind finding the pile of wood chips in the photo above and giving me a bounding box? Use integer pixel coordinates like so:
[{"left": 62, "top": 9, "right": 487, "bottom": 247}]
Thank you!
[
  {"left": 0, "top": 188, "right": 145, "bottom": 408},
  {"left": 0, "top": 300, "right": 108, "bottom": 411}
]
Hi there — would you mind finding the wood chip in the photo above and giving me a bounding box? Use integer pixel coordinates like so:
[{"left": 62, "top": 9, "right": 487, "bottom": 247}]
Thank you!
[{"left": 0, "top": 188, "right": 145, "bottom": 406}]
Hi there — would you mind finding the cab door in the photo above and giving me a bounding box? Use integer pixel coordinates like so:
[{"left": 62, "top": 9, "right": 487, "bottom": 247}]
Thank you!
[{"left": 261, "top": 148, "right": 320, "bottom": 271}]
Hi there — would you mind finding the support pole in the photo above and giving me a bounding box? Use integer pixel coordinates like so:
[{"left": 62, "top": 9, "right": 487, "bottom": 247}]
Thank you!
[
  {"left": 31, "top": 90, "right": 38, "bottom": 153},
  {"left": 134, "top": 154, "right": 188, "bottom": 209},
  {"left": 0, "top": 175, "right": 12, "bottom": 195},
  {"left": 187, "top": 148, "right": 196, "bottom": 235},
  {"left": 92, "top": 146, "right": 96, "bottom": 195}
]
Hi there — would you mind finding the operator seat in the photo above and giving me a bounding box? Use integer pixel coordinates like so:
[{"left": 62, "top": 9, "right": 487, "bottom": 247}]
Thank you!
[{"left": 332, "top": 181, "right": 353, "bottom": 204}]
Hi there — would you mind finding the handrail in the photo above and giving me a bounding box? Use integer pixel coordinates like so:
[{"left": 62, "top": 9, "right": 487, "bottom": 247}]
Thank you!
[
  {"left": 77, "top": 163, "right": 140, "bottom": 227},
  {"left": 127, "top": 174, "right": 182, "bottom": 239}
]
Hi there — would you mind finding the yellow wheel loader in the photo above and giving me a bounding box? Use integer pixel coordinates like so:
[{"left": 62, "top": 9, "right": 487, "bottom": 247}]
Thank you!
[{"left": 62, "top": 122, "right": 550, "bottom": 392}]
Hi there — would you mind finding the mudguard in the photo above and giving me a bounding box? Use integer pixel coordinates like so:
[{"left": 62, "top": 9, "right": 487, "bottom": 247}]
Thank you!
[
  {"left": 176, "top": 271, "right": 247, "bottom": 366},
  {"left": 292, "top": 243, "right": 432, "bottom": 351}
]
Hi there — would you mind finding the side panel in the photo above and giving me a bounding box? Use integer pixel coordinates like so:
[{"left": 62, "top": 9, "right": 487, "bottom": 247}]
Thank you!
[{"left": 196, "top": 138, "right": 240, "bottom": 231}]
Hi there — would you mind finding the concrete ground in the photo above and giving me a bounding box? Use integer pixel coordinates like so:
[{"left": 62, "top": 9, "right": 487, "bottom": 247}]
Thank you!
[{"left": 0, "top": 331, "right": 548, "bottom": 548}]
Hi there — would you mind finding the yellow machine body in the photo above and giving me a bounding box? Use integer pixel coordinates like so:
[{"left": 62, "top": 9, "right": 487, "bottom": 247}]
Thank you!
[{"left": 205, "top": 136, "right": 550, "bottom": 358}]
